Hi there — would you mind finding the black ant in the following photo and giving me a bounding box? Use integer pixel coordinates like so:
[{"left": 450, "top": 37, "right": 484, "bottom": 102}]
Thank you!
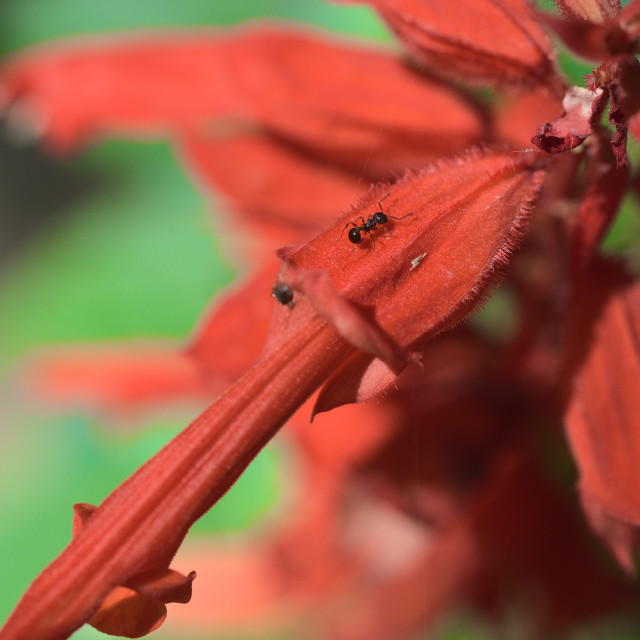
[
  {"left": 341, "top": 193, "right": 413, "bottom": 246},
  {"left": 271, "top": 282, "right": 295, "bottom": 308}
]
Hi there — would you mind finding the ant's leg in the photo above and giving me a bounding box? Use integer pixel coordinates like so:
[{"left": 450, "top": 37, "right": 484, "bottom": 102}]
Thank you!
[
  {"left": 339, "top": 245, "right": 358, "bottom": 266},
  {"left": 378, "top": 193, "right": 391, "bottom": 212},
  {"left": 387, "top": 213, "right": 414, "bottom": 221}
]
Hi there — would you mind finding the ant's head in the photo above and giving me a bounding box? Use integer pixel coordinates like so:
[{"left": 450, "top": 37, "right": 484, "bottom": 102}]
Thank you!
[
  {"left": 372, "top": 211, "right": 387, "bottom": 225},
  {"left": 271, "top": 283, "right": 295, "bottom": 307}
]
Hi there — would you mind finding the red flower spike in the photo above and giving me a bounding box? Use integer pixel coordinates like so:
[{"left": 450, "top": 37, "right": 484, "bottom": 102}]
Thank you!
[
  {"left": 337, "top": 0, "right": 558, "bottom": 89},
  {"left": 0, "top": 303, "right": 354, "bottom": 640},
  {"left": 565, "top": 259, "right": 640, "bottom": 572},
  {"left": 279, "top": 149, "right": 546, "bottom": 358},
  {"left": 554, "top": 0, "right": 621, "bottom": 23},
  {"left": 0, "top": 26, "right": 485, "bottom": 166}
]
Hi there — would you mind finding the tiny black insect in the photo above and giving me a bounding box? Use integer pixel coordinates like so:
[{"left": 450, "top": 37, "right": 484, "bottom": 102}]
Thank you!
[
  {"left": 271, "top": 282, "right": 295, "bottom": 308},
  {"left": 341, "top": 193, "right": 413, "bottom": 246}
]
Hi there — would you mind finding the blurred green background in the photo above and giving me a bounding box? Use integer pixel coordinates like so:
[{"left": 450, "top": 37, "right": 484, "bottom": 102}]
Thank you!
[{"left": 1, "top": 2, "right": 639, "bottom": 640}]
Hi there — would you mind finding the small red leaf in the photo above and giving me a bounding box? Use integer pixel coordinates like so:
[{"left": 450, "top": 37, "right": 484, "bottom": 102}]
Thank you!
[
  {"left": 532, "top": 86, "right": 605, "bottom": 154},
  {"left": 88, "top": 586, "right": 167, "bottom": 638},
  {"left": 88, "top": 569, "right": 195, "bottom": 638}
]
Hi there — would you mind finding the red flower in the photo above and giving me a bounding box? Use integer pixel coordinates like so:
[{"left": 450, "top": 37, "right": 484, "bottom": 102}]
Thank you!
[{"left": 2, "top": 0, "right": 640, "bottom": 638}]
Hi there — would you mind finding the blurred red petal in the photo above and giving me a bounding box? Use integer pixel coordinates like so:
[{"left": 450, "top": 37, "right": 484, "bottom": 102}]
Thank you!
[
  {"left": 313, "top": 352, "right": 399, "bottom": 415},
  {"left": 279, "top": 148, "right": 546, "bottom": 356},
  {"left": 178, "top": 133, "right": 365, "bottom": 232},
  {"left": 350, "top": 446, "right": 629, "bottom": 639},
  {"left": 539, "top": 12, "right": 627, "bottom": 60},
  {"left": 224, "top": 29, "right": 487, "bottom": 177},
  {"left": 565, "top": 259, "right": 640, "bottom": 571},
  {"left": 186, "top": 263, "right": 280, "bottom": 389},
  {"left": 1, "top": 32, "right": 242, "bottom": 150},
  {"left": 494, "top": 88, "right": 563, "bottom": 149},
  {"left": 25, "top": 343, "right": 209, "bottom": 415},
  {"left": 293, "top": 398, "right": 398, "bottom": 469},
  {"left": 581, "top": 496, "right": 640, "bottom": 573},
  {"left": 1, "top": 26, "right": 485, "bottom": 163},
  {"left": 338, "top": 0, "right": 556, "bottom": 89},
  {"left": 621, "top": 0, "right": 640, "bottom": 38}
]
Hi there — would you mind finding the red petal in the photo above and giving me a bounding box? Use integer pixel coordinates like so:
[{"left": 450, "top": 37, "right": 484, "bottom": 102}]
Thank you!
[
  {"left": 565, "top": 259, "right": 640, "bottom": 571},
  {"left": 88, "top": 569, "right": 196, "bottom": 638},
  {"left": 581, "top": 495, "right": 640, "bottom": 572},
  {"left": 186, "top": 262, "right": 280, "bottom": 388},
  {"left": 293, "top": 398, "right": 399, "bottom": 469},
  {"left": 279, "top": 149, "right": 546, "bottom": 357},
  {"left": 24, "top": 344, "right": 209, "bottom": 415},
  {"left": 621, "top": 0, "right": 640, "bottom": 38},
  {"left": 539, "top": 13, "right": 628, "bottom": 60},
  {"left": 1, "top": 26, "right": 485, "bottom": 165},
  {"left": 494, "top": 88, "right": 563, "bottom": 150},
  {"left": 313, "top": 352, "right": 400, "bottom": 415},
  {"left": 339, "top": 0, "right": 556, "bottom": 89},
  {"left": 177, "top": 133, "right": 365, "bottom": 232}
]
